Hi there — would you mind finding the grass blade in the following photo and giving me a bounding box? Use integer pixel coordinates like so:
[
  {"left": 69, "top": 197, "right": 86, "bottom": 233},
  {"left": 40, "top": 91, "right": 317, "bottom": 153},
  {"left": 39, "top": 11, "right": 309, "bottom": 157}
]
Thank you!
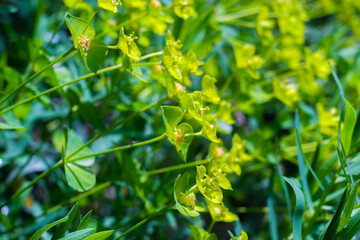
[{"left": 284, "top": 177, "right": 305, "bottom": 240}]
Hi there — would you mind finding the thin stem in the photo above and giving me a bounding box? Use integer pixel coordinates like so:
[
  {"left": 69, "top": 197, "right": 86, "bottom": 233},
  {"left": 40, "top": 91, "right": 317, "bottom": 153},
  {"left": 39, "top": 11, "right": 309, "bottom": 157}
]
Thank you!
[
  {"left": 67, "top": 134, "right": 167, "bottom": 162},
  {"left": 208, "top": 220, "right": 216, "bottom": 232},
  {"left": 107, "top": 45, "right": 119, "bottom": 49},
  {"left": 47, "top": 181, "right": 112, "bottom": 214},
  {"left": 82, "top": 7, "right": 100, "bottom": 34},
  {"left": 215, "top": 7, "right": 260, "bottom": 22},
  {"left": 65, "top": 96, "right": 170, "bottom": 161},
  {"left": 1, "top": 161, "right": 63, "bottom": 209},
  {"left": 0, "top": 63, "right": 124, "bottom": 115},
  {"left": 146, "top": 159, "right": 209, "bottom": 176},
  {"left": 115, "top": 202, "right": 174, "bottom": 239},
  {"left": 0, "top": 47, "right": 76, "bottom": 108},
  {"left": 133, "top": 61, "right": 162, "bottom": 67},
  {"left": 139, "top": 51, "right": 163, "bottom": 61}
]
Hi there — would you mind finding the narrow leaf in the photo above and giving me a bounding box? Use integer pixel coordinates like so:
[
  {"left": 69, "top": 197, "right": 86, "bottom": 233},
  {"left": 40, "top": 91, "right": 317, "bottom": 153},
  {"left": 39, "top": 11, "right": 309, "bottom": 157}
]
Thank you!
[{"left": 284, "top": 177, "right": 305, "bottom": 240}]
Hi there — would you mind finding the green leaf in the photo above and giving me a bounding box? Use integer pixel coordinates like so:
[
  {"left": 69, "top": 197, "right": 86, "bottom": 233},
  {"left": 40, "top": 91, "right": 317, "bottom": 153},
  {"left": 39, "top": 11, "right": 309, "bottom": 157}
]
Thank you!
[
  {"left": 283, "top": 177, "right": 305, "bottom": 240},
  {"left": 173, "top": 123, "right": 194, "bottom": 161},
  {"left": 65, "top": 130, "right": 94, "bottom": 166},
  {"left": 29, "top": 216, "right": 69, "bottom": 240},
  {"left": 189, "top": 225, "right": 218, "bottom": 240},
  {"left": 82, "top": 230, "right": 115, "bottom": 240},
  {"left": 58, "top": 229, "right": 95, "bottom": 240},
  {"left": 117, "top": 27, "right": 141, "bottom": 61},
  {"left": 202, "top": 116, "right": 220, "bottom": 143},
  {"left": 207, "top": 200, "right": 238, "bottom": 222},
  {"left": 201, "top": 75, "right": 220, "bottom": 104},
  {"left": 65, "top": 13, "right": 95, "bottom": 48},
  {"left": 77, "top": 210, "right": 92, "bottom": 230},
  {"left": 320, "top": 187, "right": 349, "bottom": 240},
  {"left": 52, "top": 203, "right": 79, "bottom": 240},
  {"left": 334, "top": 211, "right": 360, "bottom": 240},
  {"left": 338, "top": 181, "right": 359, "bottom": 231},
  {"left": 64, "top": 164, "right": 96, "bottom": 192},
  {"left": 0, "top": 121, "right": 25, "bottom": 131},
  {"left": 85, "top": 38, "right": 108, "bottom": 73},
  {"left": 174, "top": 173, "right": 199, "bottom": 217},
  {"left": 161, "top": 105, "right": 184, "bottom": 130},
  {"left": 187, "top": 91, "right": 207, "bottom": 122},
  {"left": 98, "top": 0, "right": 121, "bottom": 12},
  {"left": 196, "top": 165, "right": 223, "bottom": 203},
  {"left": 341, "top": 99, "right": 356, "bottom": 155}
]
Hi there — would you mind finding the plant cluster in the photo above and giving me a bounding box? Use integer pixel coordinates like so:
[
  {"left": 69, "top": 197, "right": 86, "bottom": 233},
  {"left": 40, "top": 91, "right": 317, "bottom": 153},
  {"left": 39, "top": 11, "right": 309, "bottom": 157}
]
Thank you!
[{"left": 1, "top": 0, "right": 360, "bottom": 239}]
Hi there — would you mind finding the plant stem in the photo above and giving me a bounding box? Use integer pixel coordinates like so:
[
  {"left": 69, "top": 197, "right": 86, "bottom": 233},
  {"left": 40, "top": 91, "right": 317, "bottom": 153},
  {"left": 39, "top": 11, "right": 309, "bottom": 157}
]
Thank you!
[
  {"left": 47, "top": 181, "right": 112, "bottom": 214},
  {"left": 82, "top": 7, "right": 100, "bottom": 34},
  {"left": 3, "top": 97, "right": 169, "bottom": 206},
  {"left": 67, "top": 134, "right": 167, "bottom": 162},
  {"left": 65, "top": 96, "right": 170, "bottom": 161},
  {"left": 208, "top": 220, "right": 216, "bottom": 232},
  {"left": 1, "top": 161, "right": 63, "bottom": 209},
  {"left": 133, "top": 61, "right": 162, "bottom": 67},
  {"left": 0, "top": 47, "right": 76, "bottom": 108},
  {"left": 0, "top": 63, "right": 124, "bottom": 115},
  {"left": 146, "top": 159, "right": 209, "bottom": 176},
  {"left": 115, "top": 202, "right": 174, "bottom": 239},
  {"left": 215, "top": 7, "right": 260, "bottom": 22},
  {"left": 107, "top": 45, "right": 119, "bottom": 49},
  {"left": 139, "top": 51, "right": 163, "bottom": 61},
  {"left": 184, "top": 132, "right": 202, "bottom": 138}
]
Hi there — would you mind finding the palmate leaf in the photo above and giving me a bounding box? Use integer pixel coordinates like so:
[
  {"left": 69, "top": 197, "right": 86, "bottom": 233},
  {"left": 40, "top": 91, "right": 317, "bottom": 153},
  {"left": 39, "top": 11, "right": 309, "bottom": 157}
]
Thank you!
[{"left": 63, "top": 130, "right": 96, "bottom": 192}]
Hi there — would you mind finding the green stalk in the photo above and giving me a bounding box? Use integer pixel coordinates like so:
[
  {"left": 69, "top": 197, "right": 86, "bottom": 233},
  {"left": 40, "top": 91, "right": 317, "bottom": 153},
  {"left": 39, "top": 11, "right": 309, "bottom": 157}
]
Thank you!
[
  {"left": 215, "top": 7, "right": 260, "bottom": 22},
  {"left": 146, "top": 159, "right": 209, "bottom": 176},
  {"left": 82, "top": 7, "right": 100, "bottom": 34},
  {"left": 0, "top": 47, "right": 76, "bottom": 108},
  {"left": 208, "top": 220, "right": 216, "bottom": 232},
  {"left": 65, "top": 96, "right": 170, "bottom": 161},
  {"left": 139, "top": 51, "right": 163, "bottom": 61},
  {"left": 67, "top": 134, "right": 167, "bottom": 162},
  {"left": 1, "top": 161, "right": 63, "bottom": 209},
  {"left": 133, "top": 61, "right": 162, "bottom": 67},
  {"left": 0, "top": 63, "right": 124, "bottom": 115}
]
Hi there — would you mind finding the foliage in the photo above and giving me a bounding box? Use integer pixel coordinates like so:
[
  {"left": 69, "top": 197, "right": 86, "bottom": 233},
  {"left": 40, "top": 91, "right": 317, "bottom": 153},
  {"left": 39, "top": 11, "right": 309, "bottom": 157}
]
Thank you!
[{"left": 1, "top": 0, "right": 360, "bottom": 239}]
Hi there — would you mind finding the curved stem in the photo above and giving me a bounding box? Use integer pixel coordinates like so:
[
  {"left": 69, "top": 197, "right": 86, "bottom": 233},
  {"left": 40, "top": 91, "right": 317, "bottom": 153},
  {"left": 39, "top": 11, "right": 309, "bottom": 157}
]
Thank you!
[
  {"left": 67, "top": 134, "right": 167, "bottom": 162},
  {"left": 115, "top": 202, "right": 174, "bottom": 240},
  {"left": 1, "top": 161, "right": 63, "bottom": 209},
  {"left": 0, "top": 47, "right": 76, "bottom": 108},
  {"left": 139, "top": 51, "right": 163, "bottom": 61},
  {"left": 0, "top": 63, "right": 124, "bottom": 115},
  {"left": 146, "top": 159, "right": 209, "bottom": 176},
  {"left": 133, "top": 61, "right": 162, "bottom": 67},
  {"left": 82, "top": 7, "right": 100, "bottom": 34},
  {"left": 65, "top": 96, "right": 170, "bottom": 161}
]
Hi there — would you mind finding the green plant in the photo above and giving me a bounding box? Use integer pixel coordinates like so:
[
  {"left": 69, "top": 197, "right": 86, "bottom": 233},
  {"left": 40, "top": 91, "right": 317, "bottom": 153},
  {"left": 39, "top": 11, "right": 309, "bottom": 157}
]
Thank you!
[{"left": 1, "top": 0, "right": 360, "bottom": 239}]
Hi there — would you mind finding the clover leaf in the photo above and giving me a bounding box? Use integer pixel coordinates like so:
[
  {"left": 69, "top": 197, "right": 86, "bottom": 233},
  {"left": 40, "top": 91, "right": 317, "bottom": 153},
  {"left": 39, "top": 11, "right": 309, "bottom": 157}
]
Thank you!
[{"left": 63, "top": 129, "right": 96, "bottom": 192}]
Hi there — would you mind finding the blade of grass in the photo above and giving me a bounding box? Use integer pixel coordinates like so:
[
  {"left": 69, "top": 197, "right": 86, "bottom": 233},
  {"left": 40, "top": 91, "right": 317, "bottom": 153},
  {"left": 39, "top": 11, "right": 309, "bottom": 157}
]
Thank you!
[
  {"left": 295, "top": 127, "right": 314, "bottom": 212},
  {"left": 284, "top": 177, "right": 305, "bottom": 240},
  {"left": 275, "top": 156, "right": 292, "bottom": 221},
  {"left": 267, "top": 168, "right": 278, "bottom": 240}
]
